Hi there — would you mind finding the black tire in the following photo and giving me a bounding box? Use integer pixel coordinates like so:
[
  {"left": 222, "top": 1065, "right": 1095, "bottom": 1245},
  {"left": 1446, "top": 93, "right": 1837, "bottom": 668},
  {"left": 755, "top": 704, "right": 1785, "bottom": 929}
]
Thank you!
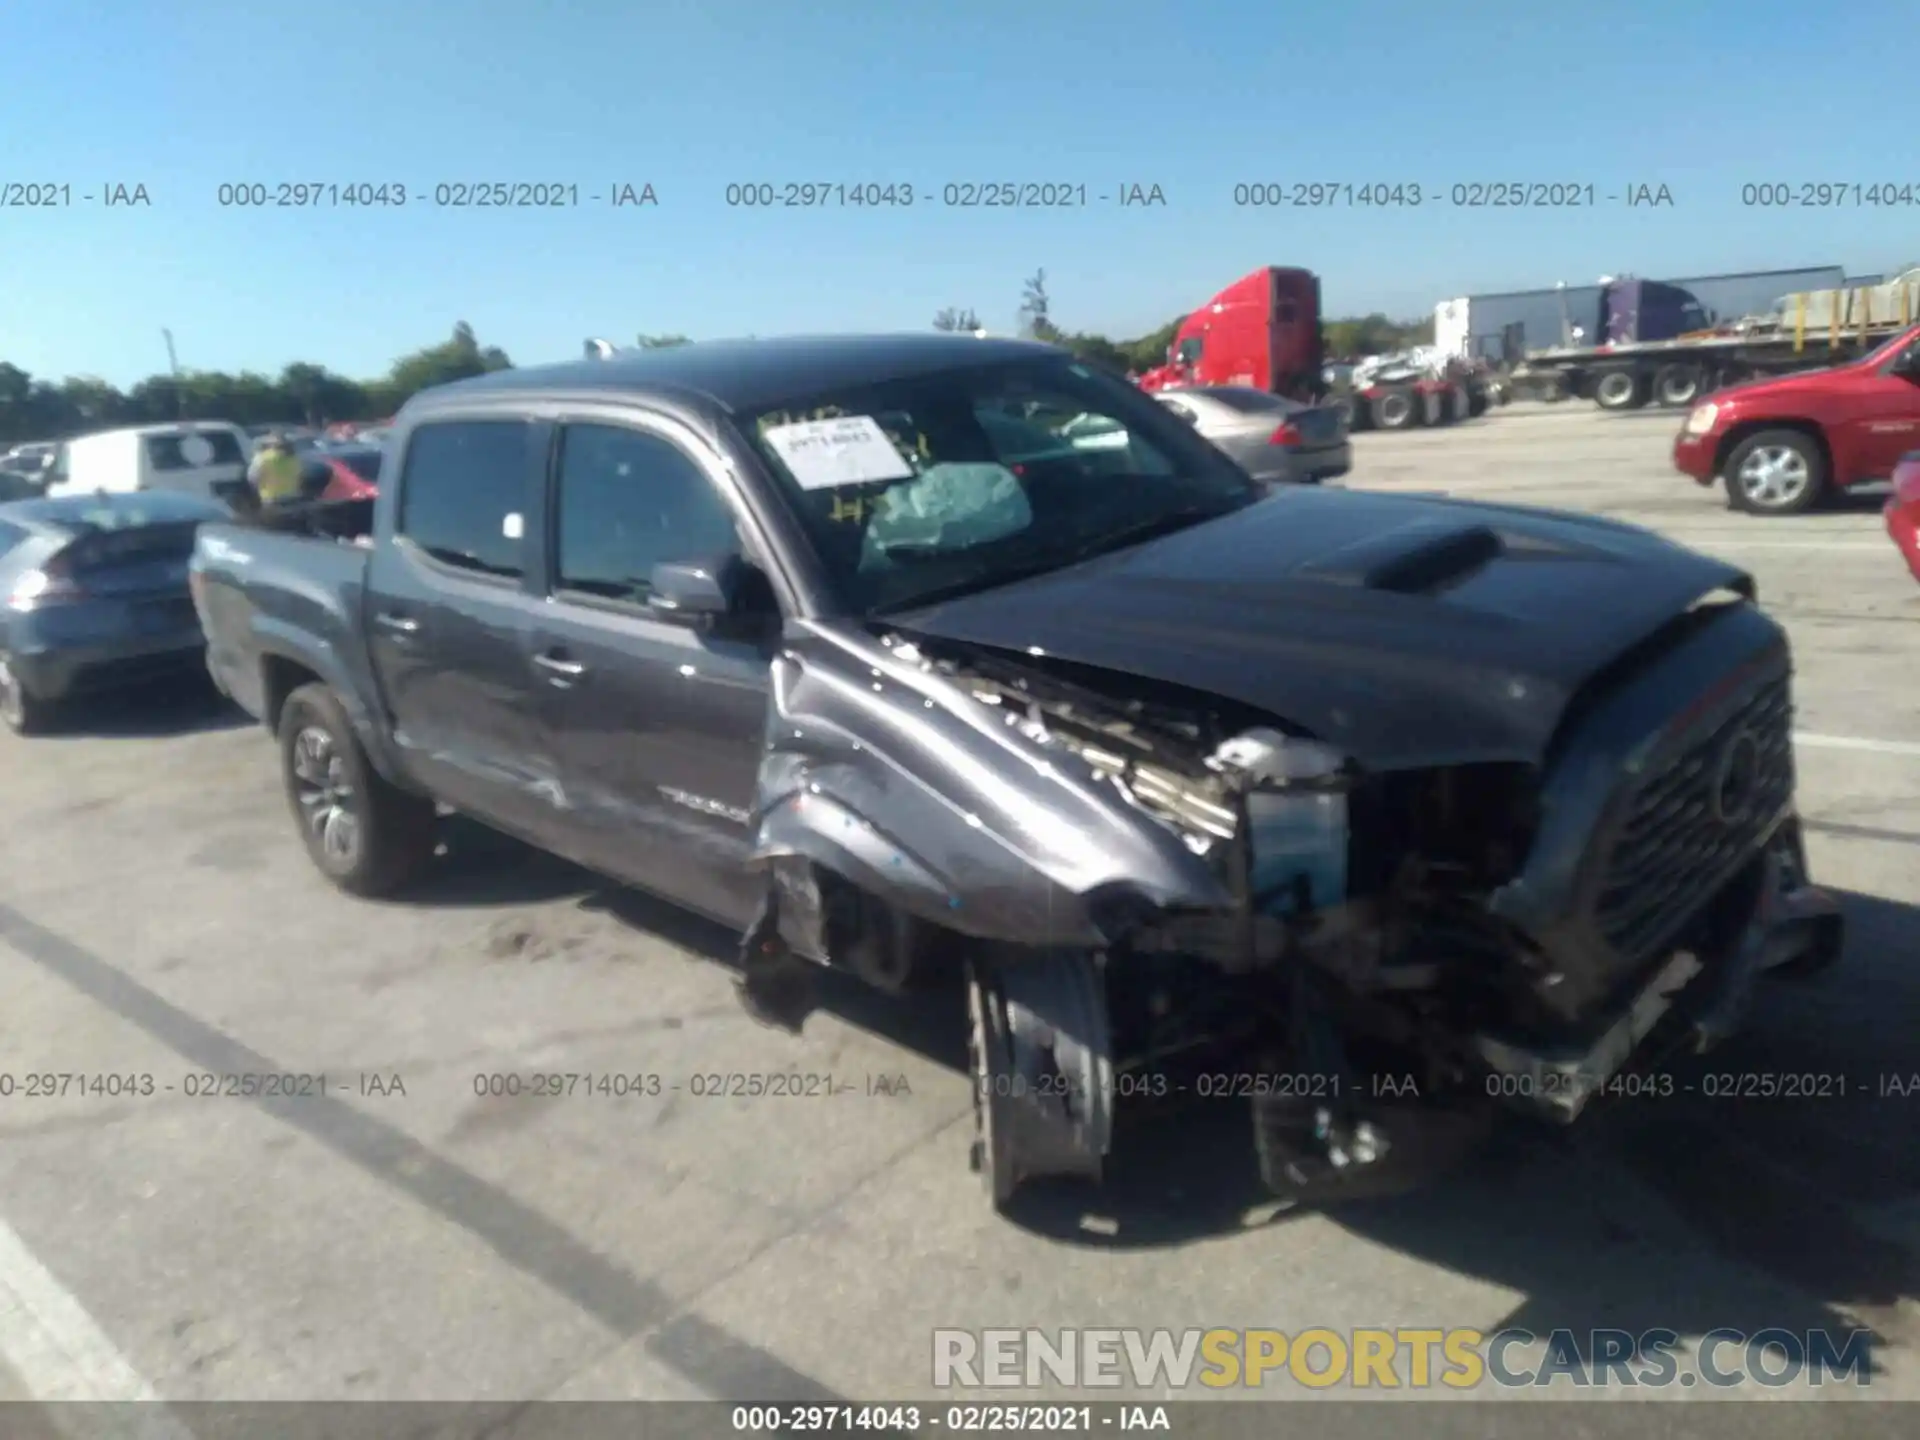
[
  {"left": 966, "top": 951, "right": 1113, "bottom": 1213},
  {"left": 1724, "top": 429, "right": 1827, "bottom": 516},
  {"left": 1654, "top": 365, "right": 1702, "bottom": 408},
  {"left": 278, "top": 682, "right": 436, "bottom": 895},
  {"left": 0, "top": 653, "right": 54, "bottom": 736},
  {"left": 1592, "top": 368, "right": 1646, "bottom": 411},
  {"left": 1467, "top": 389, "right": 1489, "bottom": 418},
  {"left": 1370, "top": 388, "right": 1418, "bottom": 430}
]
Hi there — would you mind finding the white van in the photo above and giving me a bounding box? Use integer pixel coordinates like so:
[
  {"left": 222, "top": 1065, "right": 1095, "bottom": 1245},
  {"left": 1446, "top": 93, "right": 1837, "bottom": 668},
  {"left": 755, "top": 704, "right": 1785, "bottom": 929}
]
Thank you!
[{"left": 44, "top": 422, "right": 252, "bottom": 502}]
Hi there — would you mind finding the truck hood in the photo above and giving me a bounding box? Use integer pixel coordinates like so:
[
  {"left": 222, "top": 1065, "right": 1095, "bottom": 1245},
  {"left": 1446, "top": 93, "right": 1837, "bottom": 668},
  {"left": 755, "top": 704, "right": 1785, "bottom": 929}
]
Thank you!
[{"left": 888, "top": 488, "right": 1755, "bottom": 771}]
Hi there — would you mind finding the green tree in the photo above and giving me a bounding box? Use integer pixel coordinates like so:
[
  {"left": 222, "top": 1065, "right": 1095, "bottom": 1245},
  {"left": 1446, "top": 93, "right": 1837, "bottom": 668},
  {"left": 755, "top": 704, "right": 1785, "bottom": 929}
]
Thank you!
[
  {"left": 1018, "top": 270, "right": 1061, "bottom": 343},
  {"left": 932, "top": 307, "right": 981, "bottom": 332},
  {"left": 636, "top": 333, "right": 691, "bottom": 348},
  {"left": 1056, "top": 332, "right": 1132, "bottom": 374},
  {"left": 387, "top": 322, "right": 513, "bottom": 401}
]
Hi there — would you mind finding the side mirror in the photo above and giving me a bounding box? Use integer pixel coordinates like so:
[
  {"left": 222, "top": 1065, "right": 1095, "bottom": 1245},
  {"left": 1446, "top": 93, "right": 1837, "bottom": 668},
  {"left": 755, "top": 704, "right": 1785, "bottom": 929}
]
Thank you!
[{"left": 647, "top": 553, "right": 772, "bottom": 631}]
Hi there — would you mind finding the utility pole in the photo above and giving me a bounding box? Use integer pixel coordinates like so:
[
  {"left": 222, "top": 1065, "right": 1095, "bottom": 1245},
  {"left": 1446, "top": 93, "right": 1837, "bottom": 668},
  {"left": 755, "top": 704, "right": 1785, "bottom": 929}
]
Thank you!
[{"left": 161, "top": 329, "right": 184, "bottom": 417}]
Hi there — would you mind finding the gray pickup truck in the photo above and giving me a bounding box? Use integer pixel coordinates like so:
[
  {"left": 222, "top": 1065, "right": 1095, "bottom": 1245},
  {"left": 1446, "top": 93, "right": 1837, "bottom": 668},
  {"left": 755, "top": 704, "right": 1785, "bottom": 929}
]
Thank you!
[{"left": 189, "top": 334, "right": 1844, "bottom": 1211}]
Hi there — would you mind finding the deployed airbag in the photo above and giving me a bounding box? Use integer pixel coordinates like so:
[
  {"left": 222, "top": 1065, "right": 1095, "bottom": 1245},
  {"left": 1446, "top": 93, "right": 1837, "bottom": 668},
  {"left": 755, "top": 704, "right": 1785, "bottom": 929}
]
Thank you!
[{"left": 864, "top": 463, "right": 1033, "bottom": 558}]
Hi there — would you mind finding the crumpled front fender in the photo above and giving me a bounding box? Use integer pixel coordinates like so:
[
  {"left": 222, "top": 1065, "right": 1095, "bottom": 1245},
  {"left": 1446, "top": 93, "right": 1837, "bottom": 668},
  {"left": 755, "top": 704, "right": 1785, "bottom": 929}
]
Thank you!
[{"left": 746, "top": 630, "right": 1234, "bottom": 948}]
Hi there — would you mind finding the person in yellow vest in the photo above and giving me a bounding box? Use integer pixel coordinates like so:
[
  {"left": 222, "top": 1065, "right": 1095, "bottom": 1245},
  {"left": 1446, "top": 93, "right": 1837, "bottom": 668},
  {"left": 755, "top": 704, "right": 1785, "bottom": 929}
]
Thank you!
[{"left": 247, "top": 432, "right": 303, "bottom": 506}]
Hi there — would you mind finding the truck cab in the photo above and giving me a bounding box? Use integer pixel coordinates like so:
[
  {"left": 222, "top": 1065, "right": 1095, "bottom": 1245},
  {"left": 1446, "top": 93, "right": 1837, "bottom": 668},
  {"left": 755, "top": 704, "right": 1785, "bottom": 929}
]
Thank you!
[
  {"left": 1672, "top": 322, "right": 1920, "bottom": 514},
  {"left": 1138, "top": 267, "right": 1324, "bottom": 400}
]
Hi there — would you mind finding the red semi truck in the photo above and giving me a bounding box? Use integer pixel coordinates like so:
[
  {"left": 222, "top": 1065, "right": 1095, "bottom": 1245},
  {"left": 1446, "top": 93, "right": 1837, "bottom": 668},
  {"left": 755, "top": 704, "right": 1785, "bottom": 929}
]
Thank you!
[{"left": 1136, "top": 267, "right": 1480, "bottom": 430}]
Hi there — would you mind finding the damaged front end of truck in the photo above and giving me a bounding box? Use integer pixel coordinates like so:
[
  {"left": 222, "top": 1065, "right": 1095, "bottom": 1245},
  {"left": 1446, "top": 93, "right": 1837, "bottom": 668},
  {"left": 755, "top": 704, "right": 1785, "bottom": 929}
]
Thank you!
[{"left": 737, "top": 599, "right": 1843, "bottom": 1212}]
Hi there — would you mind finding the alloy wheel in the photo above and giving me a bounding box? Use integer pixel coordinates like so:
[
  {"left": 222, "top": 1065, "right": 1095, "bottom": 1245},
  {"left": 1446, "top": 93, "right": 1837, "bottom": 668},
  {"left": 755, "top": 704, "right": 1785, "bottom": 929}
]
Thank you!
[
  {"left": 1735, "top": 446, "right": 1812, "bottom": 509},
  {"left": 291, "top": 725, "right": 360, "bottom": 864}
]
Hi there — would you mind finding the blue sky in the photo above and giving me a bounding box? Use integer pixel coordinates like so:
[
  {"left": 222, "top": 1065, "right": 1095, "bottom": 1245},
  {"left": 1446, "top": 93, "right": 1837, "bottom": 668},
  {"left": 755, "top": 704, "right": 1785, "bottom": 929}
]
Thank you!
[{"left": 3, "top": 0, "right": 1912, "bottom": 387}]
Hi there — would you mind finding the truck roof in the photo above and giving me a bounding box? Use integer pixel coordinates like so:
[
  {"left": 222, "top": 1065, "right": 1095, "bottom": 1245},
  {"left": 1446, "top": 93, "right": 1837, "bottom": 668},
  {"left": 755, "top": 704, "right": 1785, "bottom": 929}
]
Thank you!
[{"left": 414, "top": 333, "right": 1062, "bottom": 415}]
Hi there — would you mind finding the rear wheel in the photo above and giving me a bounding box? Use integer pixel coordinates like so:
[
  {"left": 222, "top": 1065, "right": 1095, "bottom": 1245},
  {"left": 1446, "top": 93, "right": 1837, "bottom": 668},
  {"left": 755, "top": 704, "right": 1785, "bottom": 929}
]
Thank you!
[
  {"left": 279, "top": 682, "right": 436, "bottom": 895},
  {"left": 1593, "top": 368, "right": 1646, "bottom": 411},
  {"left": 1725, "top": 430, "right": 1827, "bottom": 515},
  {"left": 1370, "top": 388, "right": 1418, "bottom": 430},
  {"left": 0, "top": 654, "right": 53, "bottom": 736},
  {"left": 1654, "top": 364, "right": 1702, "bottom": 408}
]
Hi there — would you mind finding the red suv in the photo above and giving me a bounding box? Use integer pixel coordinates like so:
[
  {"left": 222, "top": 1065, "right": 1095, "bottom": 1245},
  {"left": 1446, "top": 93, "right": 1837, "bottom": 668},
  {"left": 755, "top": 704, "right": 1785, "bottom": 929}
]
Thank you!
[
  {"left": 1672, "top": 324, "right": 1920, "bottom": 515},
  {"left": 1887, "top": 450, "right": 1920, "bottom": 582}
]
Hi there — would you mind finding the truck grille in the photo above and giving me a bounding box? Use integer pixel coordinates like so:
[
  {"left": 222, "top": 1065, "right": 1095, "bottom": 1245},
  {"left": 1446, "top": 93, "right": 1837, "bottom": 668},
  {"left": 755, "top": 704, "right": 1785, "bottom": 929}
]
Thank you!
[{"left": 1594, "top": 674, "right": 1793, "bottom": 961}]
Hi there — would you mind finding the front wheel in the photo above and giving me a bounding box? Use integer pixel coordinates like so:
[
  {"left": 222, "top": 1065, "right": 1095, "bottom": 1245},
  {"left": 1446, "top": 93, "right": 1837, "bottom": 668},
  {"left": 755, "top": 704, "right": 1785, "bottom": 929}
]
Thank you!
[
  {"left": 278, "top": 682, "right": 436, "bottom": 895},
  {"left": 966, "top": 950, "right": 1113, "bottom": 1213},
  {"left": 1725, "top": 429, "right": 1827, "bottom": 516}
]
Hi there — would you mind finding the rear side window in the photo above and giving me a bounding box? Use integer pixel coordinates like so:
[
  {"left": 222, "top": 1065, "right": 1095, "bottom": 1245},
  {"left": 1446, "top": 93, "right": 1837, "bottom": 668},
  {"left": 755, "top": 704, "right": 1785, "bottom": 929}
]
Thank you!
[
  {"left": 146, "top": 431, "right": 246, "bottom": 470},
  {"left": 396, "top": 420, "right": 532, "bottom": 578}
]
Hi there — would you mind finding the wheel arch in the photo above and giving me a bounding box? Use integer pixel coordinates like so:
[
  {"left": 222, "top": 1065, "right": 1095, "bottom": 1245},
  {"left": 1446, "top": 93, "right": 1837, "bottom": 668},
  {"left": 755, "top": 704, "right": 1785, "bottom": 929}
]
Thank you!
[
  {"left": 253, "top": 627, "right": 412, "bottom": 789},
  {"left": 1713, "top": 418, "right": 1829, "bottom": 479}
]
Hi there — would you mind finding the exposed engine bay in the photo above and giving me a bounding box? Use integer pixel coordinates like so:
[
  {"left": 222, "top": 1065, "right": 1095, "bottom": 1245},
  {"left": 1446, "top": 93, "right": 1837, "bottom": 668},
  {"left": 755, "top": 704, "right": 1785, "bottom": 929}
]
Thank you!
[{"left": 739, "top": 596, "right": 1845, "bottom": 1213}]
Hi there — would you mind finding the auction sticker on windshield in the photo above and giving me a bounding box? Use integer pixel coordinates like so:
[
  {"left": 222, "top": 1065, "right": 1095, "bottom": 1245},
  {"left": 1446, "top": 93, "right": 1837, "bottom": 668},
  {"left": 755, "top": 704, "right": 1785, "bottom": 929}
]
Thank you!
[{"left": 762, "top": 416, "right": 915, "bottom": 490}]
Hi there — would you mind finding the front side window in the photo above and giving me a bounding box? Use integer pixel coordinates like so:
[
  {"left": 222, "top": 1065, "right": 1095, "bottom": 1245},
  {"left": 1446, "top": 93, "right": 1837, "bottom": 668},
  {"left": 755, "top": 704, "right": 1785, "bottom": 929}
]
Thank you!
[
  {"left": 554, "top": 424, "right": 740, "bottom": 603},
  {"left": 741, "top": 356, "right": 1257, "bottom": 613},
  {"left": 1176, "top": 337, "right": 1204, "bottom": 363},
  {"left": 395, "top": 420, "right": 533, "bottom": 577}
]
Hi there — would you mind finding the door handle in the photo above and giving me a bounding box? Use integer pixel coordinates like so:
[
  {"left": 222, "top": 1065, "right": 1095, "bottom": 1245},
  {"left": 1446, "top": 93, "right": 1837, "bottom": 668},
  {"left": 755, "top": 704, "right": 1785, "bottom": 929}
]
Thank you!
[
  {"left": 373, "top": 611, "right": 420, "bottom": 636},
  {"left": 534, "top": 651, "right": 587, "bottom": 680}
]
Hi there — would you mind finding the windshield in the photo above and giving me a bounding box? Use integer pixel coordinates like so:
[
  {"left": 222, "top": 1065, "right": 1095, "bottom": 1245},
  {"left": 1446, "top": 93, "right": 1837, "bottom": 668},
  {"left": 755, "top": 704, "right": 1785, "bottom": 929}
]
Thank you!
[
  {"left": 1863, "top": 328, "right": 1919, "bottom": 368},
  {"left": 740, "top": 356, "right": 1260, "bottom": 613}
]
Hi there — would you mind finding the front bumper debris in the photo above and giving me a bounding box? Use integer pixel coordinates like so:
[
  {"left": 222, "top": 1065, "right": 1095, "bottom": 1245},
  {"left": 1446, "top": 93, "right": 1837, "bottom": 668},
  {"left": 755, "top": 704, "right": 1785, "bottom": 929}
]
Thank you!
[{"left": 1471, "top": 849, "right": 1843, "bottom": 1123}]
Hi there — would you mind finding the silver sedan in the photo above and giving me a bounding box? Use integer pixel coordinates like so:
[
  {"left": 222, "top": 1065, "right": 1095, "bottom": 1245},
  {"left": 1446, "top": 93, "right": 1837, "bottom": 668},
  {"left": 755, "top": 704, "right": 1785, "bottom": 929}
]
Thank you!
[{"left": 1153, "top": 385, "right": 1351, "bottom": 485}]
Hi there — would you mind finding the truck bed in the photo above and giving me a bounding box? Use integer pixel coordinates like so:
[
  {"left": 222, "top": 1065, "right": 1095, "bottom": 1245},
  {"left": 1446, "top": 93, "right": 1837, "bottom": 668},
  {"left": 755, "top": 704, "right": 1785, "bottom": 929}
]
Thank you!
[
  {"left": 191, "top": 498, "right": 381, "bottom": 727},
  {"left": 1518, "top": 321, "right": 1910, "bottom": 366}
]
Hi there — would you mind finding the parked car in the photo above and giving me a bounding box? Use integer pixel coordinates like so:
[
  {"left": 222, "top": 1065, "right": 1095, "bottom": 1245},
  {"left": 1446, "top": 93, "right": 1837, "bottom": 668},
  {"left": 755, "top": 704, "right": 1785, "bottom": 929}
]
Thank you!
[
  {"left": 1672, "top": 322, "right": 1920, "bottom": 514},
  {"left": 0, "top": 490, "right": 228, "bottom": 734},
  {"left": 44, "top": 423, "right": 252, "bottom": 504},
  {"left": 298, "top": 446, "right": 382, "bottom": 502},
  {"left": 191, "top": 333, "right": 1840, "bottom": 1212},
  {"left": 1151, "top": 384, "right": 1351, "bottom": 484},
  {"left": 0, "top": 467, "right": 46, "bottom": 502},
  {"left": 1886, "top": 450, "right": 1920, "bottom": 583},
  {"left": 2, "top": 442, "right": 58, "bottom": 474}
]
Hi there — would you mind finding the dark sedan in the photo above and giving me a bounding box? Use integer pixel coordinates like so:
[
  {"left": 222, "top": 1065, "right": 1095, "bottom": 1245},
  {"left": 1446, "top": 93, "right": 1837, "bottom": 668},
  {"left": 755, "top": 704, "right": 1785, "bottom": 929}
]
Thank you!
[
  {"left": 1153, "top": 384, "right": 1351, "bottom": 485},
  {"left": 0, "top": 490, "right": 228, "bottom": 733}
]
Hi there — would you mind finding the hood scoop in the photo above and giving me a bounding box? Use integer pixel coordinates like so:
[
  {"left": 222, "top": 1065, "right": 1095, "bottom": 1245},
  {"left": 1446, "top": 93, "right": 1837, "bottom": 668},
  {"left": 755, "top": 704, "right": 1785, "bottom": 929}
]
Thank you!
[{"left": 1297, "top": 520, "right": 1505, "bottom": 594}]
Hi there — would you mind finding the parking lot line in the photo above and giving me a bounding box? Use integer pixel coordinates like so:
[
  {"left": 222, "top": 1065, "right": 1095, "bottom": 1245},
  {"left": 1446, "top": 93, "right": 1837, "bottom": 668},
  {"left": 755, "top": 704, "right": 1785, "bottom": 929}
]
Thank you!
[
  {"left": 1794, "top": 731, "right": 1920, "bottom": 758},
  {"left": 0, "top": 1214, "right": 197, "bottom": 1438}
]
